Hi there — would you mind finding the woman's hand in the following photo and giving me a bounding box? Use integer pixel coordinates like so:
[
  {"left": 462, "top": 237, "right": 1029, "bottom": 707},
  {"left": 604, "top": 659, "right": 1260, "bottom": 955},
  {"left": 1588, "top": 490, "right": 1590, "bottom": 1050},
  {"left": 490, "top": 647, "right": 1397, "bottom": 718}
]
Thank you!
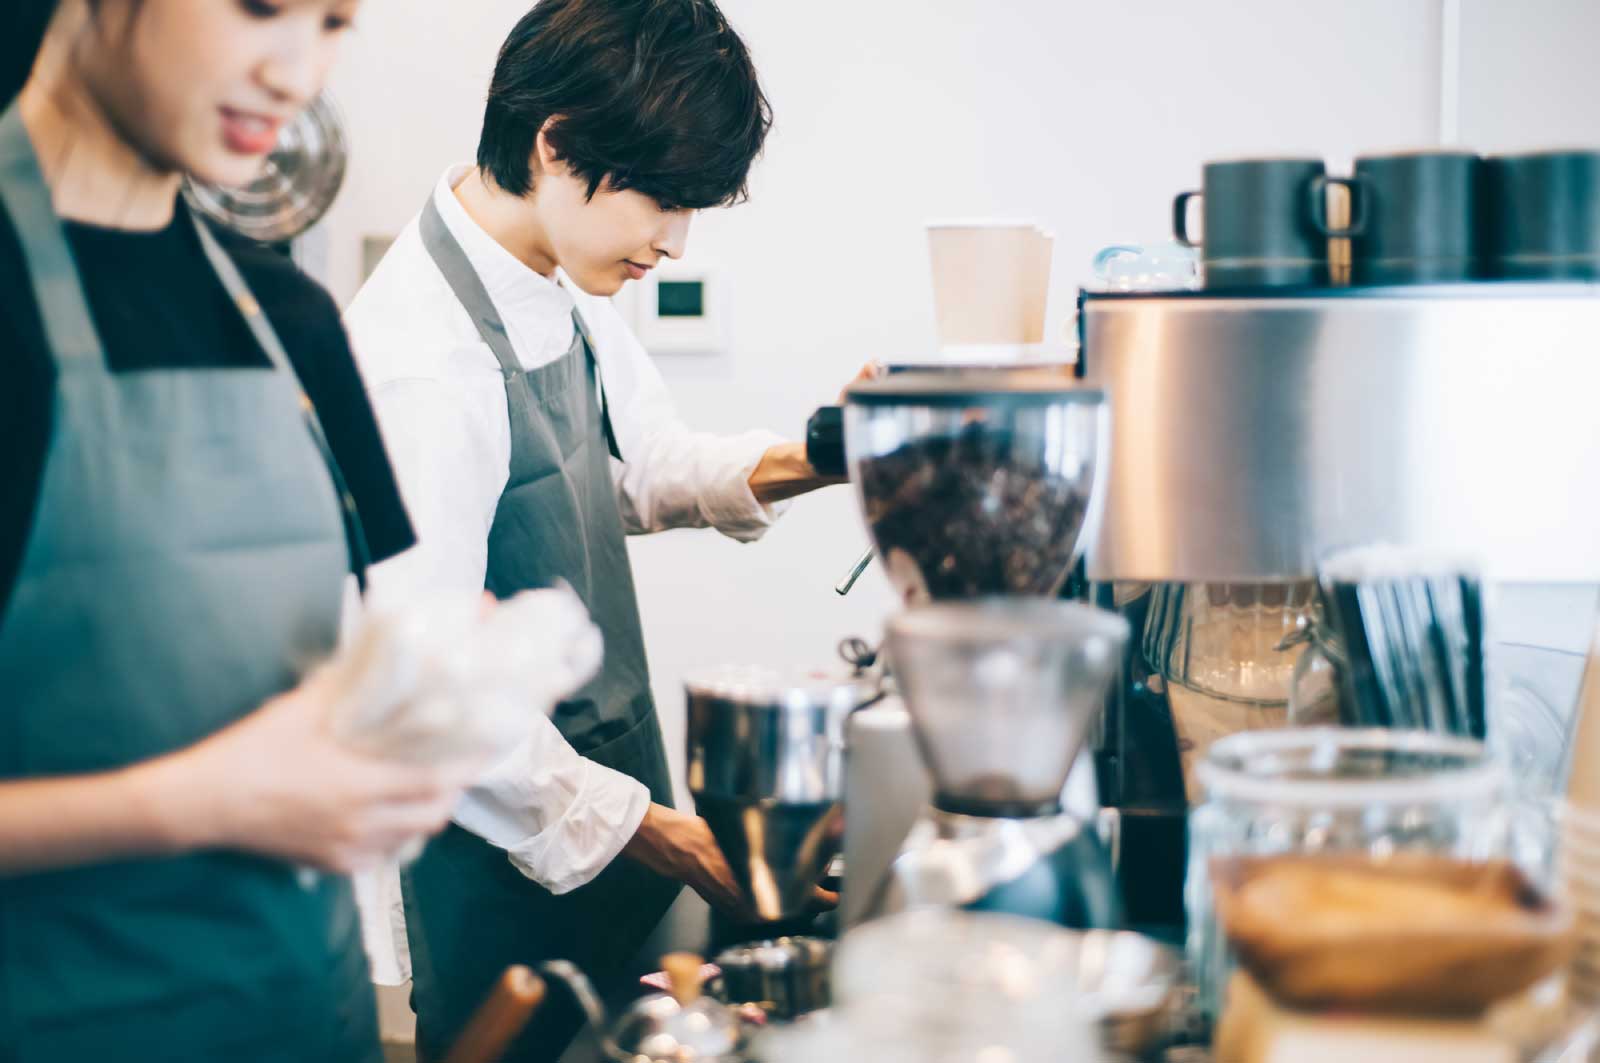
[{"left": 157, "top": 669, "right": 477, "bottom": 873}]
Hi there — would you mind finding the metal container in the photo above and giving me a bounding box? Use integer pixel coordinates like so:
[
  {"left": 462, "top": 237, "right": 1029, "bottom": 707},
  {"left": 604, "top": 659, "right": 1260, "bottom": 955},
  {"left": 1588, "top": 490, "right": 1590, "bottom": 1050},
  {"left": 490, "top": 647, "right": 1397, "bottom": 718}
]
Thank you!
[
  {"left": 712, "top": 937, "right": 831, "bottom": 1020},
  {"left": 686, "top": 668, "right": 880, "bottom": 922},
  {"left": 184, "top": 92, "right": 348, "bottom": 243}
]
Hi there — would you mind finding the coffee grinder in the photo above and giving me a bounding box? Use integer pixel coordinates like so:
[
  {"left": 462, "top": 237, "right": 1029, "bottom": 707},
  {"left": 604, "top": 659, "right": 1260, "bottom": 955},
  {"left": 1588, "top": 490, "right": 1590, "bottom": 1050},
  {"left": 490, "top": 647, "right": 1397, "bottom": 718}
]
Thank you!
[
  {"left": 835, "top": 369, "right": 1126, "bottom": 931},
  {"left": 872, "top": 599, "right": 1127, "bottom": 926}
]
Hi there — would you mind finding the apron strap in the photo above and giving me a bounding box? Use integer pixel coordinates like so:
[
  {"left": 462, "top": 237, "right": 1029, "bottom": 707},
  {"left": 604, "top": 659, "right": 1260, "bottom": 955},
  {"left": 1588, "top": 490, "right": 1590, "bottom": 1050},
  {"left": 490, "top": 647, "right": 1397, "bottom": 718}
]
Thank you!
[
  {"left": 420, "top": 194, "right": 524, "bottom": 378},
  {"left": 0, "top": 102, "right": 110, "bottom": 373},
  {"left": 419, "top": 190, "right": 625, "bottom": 461},
  {"left": 571, "top": 309, "right": 624, "bottom": 463},
  {"left": 190, "top": 214, "right": 373, "bottom": 589}
]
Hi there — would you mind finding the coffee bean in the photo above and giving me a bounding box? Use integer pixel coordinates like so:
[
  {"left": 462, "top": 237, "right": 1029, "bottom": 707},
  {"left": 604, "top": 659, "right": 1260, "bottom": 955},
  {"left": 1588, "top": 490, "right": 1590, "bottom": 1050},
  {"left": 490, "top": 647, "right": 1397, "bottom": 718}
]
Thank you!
[{"left": 857, "top": 426, "right": 1089, "bottom": 600}]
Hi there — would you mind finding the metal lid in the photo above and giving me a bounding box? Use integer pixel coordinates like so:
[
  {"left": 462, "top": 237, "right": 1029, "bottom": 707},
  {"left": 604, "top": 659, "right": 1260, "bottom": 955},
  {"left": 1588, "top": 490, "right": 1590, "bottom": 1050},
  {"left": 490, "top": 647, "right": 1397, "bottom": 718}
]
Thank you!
[
  {"left": 715, "top": 936, "right": 832, "bottom": 974},
  {"left": 846, "top": 369, "right": 1105, "bottom": 407},
  {"left": 183, "top": 93, "right": 347, "bottom": 243},
  {"left": 886, "top": 599, "right": 1131, "bottom": 645},
  {"left": 684, "top": 665, "right": 876, "bottom": 712}
]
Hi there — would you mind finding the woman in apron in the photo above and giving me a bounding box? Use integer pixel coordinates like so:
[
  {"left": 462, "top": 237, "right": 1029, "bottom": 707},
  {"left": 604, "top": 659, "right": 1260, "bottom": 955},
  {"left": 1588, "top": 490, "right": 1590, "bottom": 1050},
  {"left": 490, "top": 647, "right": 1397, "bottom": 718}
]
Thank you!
[{"left": 0, "top": 2, "right": 466, "bottom": 1059}]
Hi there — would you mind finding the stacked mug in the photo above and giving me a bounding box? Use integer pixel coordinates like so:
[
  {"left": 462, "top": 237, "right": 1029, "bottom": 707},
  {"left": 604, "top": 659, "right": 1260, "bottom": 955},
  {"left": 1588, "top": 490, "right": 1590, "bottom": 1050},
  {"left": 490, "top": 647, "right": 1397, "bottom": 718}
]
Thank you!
[{"left": 1174, "top": 149, "right": 1600, "bottom": 288}]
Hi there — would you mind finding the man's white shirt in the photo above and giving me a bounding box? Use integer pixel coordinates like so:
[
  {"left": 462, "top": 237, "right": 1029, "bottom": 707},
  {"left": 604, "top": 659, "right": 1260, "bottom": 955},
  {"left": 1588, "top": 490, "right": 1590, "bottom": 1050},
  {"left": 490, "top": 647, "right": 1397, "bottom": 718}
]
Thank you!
[{"left": 344, "top": 165, "right": 786, "bottom": 982}]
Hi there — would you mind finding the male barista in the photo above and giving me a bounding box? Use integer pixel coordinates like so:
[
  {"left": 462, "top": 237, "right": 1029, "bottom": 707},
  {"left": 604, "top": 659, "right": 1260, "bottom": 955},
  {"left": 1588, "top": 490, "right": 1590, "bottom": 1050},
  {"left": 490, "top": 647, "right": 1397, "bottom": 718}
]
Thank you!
[{"left": 346, "top": 1, "right": 853, "bottom": 1058}]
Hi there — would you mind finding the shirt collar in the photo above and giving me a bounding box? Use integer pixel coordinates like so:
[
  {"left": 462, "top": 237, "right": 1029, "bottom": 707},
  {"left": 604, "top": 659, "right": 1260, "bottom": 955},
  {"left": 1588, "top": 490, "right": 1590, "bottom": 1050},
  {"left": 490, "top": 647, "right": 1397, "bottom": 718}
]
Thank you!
[{"left": 432, "top": 164, "right": 576, "bottom": 362}]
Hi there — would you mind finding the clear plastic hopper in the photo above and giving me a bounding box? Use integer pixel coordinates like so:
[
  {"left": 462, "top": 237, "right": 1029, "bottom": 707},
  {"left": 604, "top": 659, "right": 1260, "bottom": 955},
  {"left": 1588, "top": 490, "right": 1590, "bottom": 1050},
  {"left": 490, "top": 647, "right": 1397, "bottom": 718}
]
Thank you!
[
  {"left": 844, "top": 371, "right": 1108, "bottom": 605},
  {"left": 885, "top": 600, "right": 1129, "bottom": 817}
]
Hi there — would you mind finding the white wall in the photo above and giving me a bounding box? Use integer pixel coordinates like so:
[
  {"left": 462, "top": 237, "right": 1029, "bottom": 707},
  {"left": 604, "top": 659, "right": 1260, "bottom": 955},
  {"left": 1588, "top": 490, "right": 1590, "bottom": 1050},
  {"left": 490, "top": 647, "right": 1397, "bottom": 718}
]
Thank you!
[{"left": 1457, "top": 0, "right": 1600, "bottom": 150}]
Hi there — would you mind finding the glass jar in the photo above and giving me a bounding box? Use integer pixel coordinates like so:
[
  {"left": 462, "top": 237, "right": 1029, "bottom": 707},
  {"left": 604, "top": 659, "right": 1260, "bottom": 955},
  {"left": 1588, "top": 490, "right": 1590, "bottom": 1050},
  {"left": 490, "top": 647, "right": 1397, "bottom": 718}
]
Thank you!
[
  {"left": 1142, "top": 581, "right": 1321, "bottom": 800},
  {"left": 1185, "top": 727, "right": 1532, "bottom": 1021}
]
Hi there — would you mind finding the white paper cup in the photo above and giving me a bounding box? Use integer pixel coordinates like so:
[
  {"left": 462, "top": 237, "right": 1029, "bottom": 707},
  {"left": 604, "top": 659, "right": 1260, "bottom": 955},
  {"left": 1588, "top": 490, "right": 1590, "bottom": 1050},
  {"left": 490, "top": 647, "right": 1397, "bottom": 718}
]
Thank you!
[{"left": 925, "top": 220, "right": 1053, "bottom": 359}]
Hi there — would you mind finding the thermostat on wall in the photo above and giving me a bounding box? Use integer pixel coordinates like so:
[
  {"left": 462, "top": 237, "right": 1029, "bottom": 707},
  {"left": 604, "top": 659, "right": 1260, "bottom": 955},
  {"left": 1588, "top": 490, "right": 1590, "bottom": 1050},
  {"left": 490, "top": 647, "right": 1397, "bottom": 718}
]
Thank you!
[{"left": 633, "top": 264, "right": 724, "bottom": 355}]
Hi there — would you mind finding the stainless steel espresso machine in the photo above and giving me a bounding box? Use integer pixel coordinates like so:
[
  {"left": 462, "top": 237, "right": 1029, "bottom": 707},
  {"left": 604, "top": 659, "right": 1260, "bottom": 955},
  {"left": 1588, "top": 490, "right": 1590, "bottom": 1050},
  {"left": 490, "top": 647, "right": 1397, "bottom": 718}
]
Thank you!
[{"left": 1078, "top": 284, "right": 1600, "bottom": 934}]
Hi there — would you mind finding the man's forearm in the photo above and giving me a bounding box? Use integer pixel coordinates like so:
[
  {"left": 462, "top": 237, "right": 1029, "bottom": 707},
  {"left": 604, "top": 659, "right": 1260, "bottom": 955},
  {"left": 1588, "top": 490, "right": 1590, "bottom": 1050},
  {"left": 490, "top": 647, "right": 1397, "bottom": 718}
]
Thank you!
[
  {"left": 747, "top": 441, "right": 843, "bottom": 505},
  {"left": 620, "top": 802, "right": 747, "bottom": 915}
]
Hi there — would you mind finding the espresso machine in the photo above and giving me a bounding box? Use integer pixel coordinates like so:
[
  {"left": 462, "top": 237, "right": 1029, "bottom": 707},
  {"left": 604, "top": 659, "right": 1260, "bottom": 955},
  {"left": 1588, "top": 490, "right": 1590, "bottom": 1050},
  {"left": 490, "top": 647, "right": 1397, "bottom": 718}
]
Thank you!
[{"left": 1078, "top": 284, "right": 1600, "bottom": 934}]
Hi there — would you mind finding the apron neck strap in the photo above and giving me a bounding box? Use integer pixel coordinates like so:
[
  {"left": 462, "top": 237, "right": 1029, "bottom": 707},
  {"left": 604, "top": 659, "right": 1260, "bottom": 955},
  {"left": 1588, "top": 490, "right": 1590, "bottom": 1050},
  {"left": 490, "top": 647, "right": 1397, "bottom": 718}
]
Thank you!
[
  {"left": 418, "top": 189, "right": 626, "bottom": 461},
  {"left": 572, "top": 309, "right": 624, "bottom": 462},
  {"left": 189, "top": 212, "right": 373, "bottom": 588},
  {"left": 0, "top": 102, "right": 111, "bottom": 374},
  {"left": 190, "top": 212, "right": 295, "bottom": 377},
  {"left": 419, "top": 193, "right": 524, "bottom": 378}
]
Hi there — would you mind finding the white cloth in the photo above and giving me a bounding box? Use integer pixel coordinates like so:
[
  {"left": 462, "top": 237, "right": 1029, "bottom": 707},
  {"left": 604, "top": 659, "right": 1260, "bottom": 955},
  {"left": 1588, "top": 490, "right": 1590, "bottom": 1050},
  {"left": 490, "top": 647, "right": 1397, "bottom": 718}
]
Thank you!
[{"left": 344, "top": 165, "right": 787, "bottom": 983}]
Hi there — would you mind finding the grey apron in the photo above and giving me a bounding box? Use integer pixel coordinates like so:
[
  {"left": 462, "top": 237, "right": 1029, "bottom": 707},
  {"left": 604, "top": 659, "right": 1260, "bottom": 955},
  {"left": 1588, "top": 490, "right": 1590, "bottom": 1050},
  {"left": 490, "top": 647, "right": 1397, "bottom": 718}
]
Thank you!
[
  {"left": 401, "top": 196, "right": 681, "bottom": 1063},
  {"left": 0, "top": 103, "right": 379, "bottom": 1063}
]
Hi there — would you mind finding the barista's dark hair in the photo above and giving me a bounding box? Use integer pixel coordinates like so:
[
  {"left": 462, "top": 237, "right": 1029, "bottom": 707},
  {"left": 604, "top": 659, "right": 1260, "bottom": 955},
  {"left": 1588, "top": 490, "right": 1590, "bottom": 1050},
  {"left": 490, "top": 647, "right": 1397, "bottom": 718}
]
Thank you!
[{"left": 477, "top": 0, "right": 771, "bottom": 211}]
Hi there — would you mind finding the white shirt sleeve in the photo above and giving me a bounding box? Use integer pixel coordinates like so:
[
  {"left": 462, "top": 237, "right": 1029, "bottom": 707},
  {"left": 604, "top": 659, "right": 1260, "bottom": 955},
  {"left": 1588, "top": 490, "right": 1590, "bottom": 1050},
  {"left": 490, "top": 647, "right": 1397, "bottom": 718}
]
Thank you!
[
  {"left": 360, "top": 355, "right": 650, "bottom": 895},
  {"left": 576, "top": 295, "right": 790, "bottom": 541}
]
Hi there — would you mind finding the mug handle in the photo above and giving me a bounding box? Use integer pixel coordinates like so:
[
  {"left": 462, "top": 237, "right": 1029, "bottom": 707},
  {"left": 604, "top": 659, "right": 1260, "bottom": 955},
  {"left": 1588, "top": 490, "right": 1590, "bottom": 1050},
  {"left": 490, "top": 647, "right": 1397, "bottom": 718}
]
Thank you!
[
  {"left": 1172, "top": 190, "right": 1202, "bottom": 247},
  {"left": 1310, "top": 175, "right": 1368, "bottom": 237},
  {"left": 1092, "top": 244, "right": 1144, "bottom": 279}
]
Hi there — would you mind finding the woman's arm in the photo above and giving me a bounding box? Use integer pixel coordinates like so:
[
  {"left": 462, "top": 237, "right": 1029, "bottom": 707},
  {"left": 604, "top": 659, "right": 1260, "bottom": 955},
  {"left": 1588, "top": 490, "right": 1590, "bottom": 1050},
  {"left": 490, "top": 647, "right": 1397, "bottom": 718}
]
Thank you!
[
  {"left": 0, "top": 760, "right": 194, "bottom": 874},
  {"left": 0, "top": 673, "right": 468, "bottom": 878}
]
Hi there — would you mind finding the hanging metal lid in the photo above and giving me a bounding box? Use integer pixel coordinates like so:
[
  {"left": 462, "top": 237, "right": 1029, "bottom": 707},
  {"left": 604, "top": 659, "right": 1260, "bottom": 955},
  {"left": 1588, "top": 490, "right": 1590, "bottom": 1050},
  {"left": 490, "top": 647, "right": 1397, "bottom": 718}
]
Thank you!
[
  {"left": 183, "top": 93, "right": 347, "bottom": 244},
  {"left": 684, "top": 665, "right": 878, "bottom": 713}
]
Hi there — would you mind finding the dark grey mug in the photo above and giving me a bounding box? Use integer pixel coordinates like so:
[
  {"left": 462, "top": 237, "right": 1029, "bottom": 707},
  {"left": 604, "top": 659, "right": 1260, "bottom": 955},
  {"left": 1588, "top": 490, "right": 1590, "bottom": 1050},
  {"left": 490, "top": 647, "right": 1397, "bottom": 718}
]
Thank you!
[
  {"left": 1482, "top": 150, "right": 1600, "bottom": 280},
  {"left": 1174, "top": 158, "right": 1357, "bottom": 288},
  {"left": 1347, "top": 150, "right": 1482, "bottom": 285}
]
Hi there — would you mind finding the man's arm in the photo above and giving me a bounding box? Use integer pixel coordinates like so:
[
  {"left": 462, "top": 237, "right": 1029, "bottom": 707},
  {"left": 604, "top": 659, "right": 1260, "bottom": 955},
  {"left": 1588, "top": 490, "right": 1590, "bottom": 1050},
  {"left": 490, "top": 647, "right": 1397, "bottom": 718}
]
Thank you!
[{"left": 746, "top": 440, "right": 841, "bottom": 506}]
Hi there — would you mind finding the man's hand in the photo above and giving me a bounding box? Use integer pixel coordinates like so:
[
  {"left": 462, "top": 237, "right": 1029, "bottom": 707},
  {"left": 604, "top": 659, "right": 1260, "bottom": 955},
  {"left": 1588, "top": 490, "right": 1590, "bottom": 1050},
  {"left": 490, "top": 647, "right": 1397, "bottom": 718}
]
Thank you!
[
  {"left": 621, "top": 803, "right": 750, "bottom": 918},
  {"left": 838, "top": 360, "right": 884, "bottom": 404}
]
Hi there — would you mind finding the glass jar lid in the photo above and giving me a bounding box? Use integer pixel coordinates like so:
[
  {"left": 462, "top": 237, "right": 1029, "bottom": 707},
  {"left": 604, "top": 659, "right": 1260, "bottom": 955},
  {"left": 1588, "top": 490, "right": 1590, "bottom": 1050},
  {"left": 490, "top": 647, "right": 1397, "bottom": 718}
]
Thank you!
[{"left": 1195, "top": 727, "right": 1506, "bottom": 808}]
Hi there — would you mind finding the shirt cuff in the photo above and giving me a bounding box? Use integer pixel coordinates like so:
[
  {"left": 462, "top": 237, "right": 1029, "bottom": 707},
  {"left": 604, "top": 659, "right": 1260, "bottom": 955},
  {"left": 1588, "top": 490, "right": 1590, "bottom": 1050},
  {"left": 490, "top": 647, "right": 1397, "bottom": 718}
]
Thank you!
[
  {"left": 702, "top": 429, "right": 792, "bottom": 543},
  {"left": 502, "top": 758, "right": 651, "bottom": 894}
]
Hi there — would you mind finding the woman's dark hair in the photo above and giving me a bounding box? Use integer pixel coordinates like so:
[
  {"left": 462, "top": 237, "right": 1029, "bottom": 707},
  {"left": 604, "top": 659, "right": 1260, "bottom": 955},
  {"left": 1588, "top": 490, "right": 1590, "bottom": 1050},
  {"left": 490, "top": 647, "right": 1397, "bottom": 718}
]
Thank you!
[
  {"left": 477, "top": 0, "right": 772, "bottom": 211},
  {"left": 2, "top": 0, "right": 56, "bottom": 109}
]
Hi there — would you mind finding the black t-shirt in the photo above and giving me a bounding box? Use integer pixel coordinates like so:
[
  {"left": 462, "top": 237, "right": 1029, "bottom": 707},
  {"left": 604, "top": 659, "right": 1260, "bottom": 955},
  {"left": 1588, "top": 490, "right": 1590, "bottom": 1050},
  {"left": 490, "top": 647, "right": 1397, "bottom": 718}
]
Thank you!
[{"left": 0, "top": 199, "right": 414, "bottom": 624}]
